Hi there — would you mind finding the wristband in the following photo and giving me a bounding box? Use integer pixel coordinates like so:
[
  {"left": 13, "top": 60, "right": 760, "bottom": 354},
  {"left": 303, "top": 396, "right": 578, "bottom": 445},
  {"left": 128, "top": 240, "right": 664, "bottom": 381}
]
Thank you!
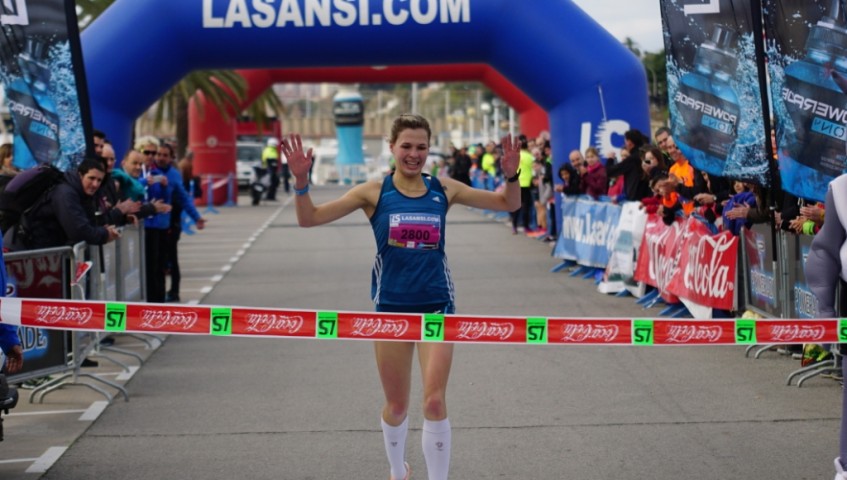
[
  {"left": 507, "top": 170, "right": 521, "bottom": 183},
  {"left": 294, "top": 184, "right": 310, "bottom": 196}
]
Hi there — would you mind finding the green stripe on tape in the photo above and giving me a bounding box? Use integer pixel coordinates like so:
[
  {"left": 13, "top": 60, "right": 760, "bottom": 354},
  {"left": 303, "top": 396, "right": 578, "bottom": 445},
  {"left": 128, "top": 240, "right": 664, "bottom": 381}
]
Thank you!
[
  {"left": 840, "top": 319, "right": 847, "bottom": 343},
  {"left": 211, "top": 308, "right": 232, "bottom": 336},
  {"left": 633, "top": 319, "right": 654, "bottom": 345},
  {"left": 317, "top": 311, "right": 338, "bottom": 339},
  {"left": 526, "top": 317, "right": 548, "bottom": 344},
  {"left": 105, "top": 303, "right": 127, "bottom": 332},
  {"left": 423, "top": 314, "right": 444, "bottom": 342},
  {"left": 735, "top": 319, "right": 757, "bottom": 344}
]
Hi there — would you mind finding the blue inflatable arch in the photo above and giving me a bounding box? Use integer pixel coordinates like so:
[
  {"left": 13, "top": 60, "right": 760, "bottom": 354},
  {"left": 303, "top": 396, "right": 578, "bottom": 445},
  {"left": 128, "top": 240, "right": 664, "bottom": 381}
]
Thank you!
[{"left": 82, "top": 0, "right": 649, "bottom": 172}]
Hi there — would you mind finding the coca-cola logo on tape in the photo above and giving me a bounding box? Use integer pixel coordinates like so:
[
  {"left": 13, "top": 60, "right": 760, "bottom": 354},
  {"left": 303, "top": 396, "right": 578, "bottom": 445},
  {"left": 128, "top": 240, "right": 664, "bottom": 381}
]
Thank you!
[
  {"left": 561, "top": 323, "right": 620, "bottom": 343},
  {"left": 139, "top": 309, "right": 198, "bottom": 331},
  {"left": 455, "top": 321, "right": 515, "bottom": 341},
  {"left": 350, "top": 316, "right": 409, "bottom": 338},
  {"left": 767, "top": 324, "right": 826, "bottom": 342},
  {"left": 34, "top": 305, "right": 94, "bottom": 326},
  {"left": 664, "top": 324, "right": 723, "bottom": 343},
  {"left": 245, "top": 313, "right": 304, "bottom": 334}
]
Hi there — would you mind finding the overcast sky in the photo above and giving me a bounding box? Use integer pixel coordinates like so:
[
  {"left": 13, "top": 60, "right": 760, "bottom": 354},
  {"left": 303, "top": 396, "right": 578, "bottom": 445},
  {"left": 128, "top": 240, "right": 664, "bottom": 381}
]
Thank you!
[{"left": 571, "top": 0, "right": 665, "bottom": 53}]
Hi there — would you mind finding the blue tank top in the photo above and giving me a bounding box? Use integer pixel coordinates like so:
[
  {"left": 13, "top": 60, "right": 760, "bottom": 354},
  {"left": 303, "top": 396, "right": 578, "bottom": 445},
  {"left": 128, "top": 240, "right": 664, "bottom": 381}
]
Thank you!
[{"left": 370, "top": 174, "right": 454, "bottom": 307}]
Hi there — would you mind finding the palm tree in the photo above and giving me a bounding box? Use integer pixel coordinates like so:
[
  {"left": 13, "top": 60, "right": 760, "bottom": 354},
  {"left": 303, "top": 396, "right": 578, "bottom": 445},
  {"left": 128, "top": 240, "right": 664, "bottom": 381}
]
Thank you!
[{"left": 77, "top": 0, "right": 284, "bottom": 158}]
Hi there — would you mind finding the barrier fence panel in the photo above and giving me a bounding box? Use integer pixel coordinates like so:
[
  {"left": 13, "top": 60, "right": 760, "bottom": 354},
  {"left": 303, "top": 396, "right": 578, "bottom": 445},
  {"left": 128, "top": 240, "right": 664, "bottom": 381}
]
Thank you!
[
  {"left": 116, "top": 224, "right": 144, "bottom": 302},
  {"left": 741, "top": 224, "right": 781, "bottom": 318},
  {"left": 4, "top": 246, "right": 73, "bottom": 385}
]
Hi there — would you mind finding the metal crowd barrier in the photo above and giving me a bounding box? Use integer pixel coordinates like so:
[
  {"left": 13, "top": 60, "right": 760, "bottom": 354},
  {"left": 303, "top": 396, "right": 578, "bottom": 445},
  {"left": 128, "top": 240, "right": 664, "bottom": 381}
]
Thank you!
[{"left": 6, "top": 224, "right": 149, "bottom": 403}]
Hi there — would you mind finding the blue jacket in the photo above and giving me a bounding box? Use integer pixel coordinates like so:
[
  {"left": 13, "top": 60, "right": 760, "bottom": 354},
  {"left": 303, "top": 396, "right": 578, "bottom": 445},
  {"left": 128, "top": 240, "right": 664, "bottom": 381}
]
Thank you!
[
  {"left": 722, "top": 191, "right": 757, "bottom": 236},
  {"left": 144, "top": 164, "right": 201, "bottom": 230}
]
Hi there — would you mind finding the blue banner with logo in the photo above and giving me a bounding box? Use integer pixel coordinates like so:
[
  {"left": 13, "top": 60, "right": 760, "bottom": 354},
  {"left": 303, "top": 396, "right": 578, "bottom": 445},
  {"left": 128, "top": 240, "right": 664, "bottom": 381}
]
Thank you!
[
  {"left": 661, "top": 0, "right": 770, "bottom": 186},
  {"left": 764, "top": 0, "right": 847, "bottom": 202},
  {"left": 0, "top": 0, "right": 92, "bottom": 172},
  {"left": 553, "top": 196, "right": 622, "bottom": 268}
]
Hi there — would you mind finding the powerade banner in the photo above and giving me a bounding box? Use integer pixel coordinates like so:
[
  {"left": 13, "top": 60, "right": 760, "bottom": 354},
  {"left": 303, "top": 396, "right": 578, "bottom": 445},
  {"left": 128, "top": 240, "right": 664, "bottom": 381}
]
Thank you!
[
  {"left": 741, "top": 224, "right": 780, "bottom": 316},
  {"left": 764, "top": 0, "right": 847, "bottom": 202},
  {"left": 0, "top": 0, "right": 92, "bottom": 172},
  {"left": 790, "top": 234, "right": 818, "bottom": 319},
  {"left": 552, "top": 196, "right": 621, "bottom": 268},
  {"left": 661, "top": 0, "right": 770, "bottom": 185}
]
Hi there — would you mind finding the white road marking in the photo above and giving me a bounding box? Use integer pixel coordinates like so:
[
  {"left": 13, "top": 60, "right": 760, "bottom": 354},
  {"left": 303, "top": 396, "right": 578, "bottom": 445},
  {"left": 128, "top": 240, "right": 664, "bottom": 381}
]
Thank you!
[
  {"left": 79, "top": 401, "right": 109, "bottom": 421},
  {"left": 26, "top": 446, "right": 68, "bottom": 473}
]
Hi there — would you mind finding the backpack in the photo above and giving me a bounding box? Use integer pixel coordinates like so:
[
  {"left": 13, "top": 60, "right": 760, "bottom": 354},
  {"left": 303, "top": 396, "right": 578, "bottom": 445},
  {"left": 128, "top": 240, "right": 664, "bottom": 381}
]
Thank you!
[{"left": 0, "top": 163, "right": 64, "bottom": 234}]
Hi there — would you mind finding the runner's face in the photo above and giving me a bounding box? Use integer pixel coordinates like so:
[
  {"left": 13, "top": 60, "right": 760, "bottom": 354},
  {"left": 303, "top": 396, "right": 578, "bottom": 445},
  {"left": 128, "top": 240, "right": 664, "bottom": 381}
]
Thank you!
[{"left": 391, "top": 128, "right": 429, "bottom": 177}]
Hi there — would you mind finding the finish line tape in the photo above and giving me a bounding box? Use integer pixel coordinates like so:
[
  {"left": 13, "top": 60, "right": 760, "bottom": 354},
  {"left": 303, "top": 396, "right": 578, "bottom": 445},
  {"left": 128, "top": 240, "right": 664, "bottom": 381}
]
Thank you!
[{"left": 0, "top": 297, "right": 841, "bottom": 346}]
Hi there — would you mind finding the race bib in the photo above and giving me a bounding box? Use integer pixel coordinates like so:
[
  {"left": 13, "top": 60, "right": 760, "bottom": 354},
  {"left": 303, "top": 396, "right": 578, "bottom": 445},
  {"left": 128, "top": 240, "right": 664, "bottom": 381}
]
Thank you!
[{"left": 388, "top": 213, "right": 441, "bottom": 249}]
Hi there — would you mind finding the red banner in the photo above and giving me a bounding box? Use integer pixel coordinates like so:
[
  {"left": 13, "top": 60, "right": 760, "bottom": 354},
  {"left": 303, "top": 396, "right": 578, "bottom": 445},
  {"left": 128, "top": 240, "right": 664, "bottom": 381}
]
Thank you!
[
  {"left": 231, "top": 308, "right": 316, "bottom": 337},
  {"left": 337, "top": 312, "right": 421, "bottom": 341},
  {"left": 653, "top": 320, "right": 736, "bottom": 345},
  {"left": 548, "top": 319, "right": 632, "bottom": 344},
  {"left": 635, "top": 216, "right": 737, "bottom": 310},
  {"left": 667, "top": 220, "right": 737, "bottom": 310},
  {"left": 755, "top": 320, "right": 838, "bottom": 344},
  {"left": 126, "top": 304, "right": 210, "bottom": 334},
  {"left": 21, "top": 299, "right": 104, "bottom": 330},
  {"left": 634, "top": 215, "right": 682, "bottom": 303},
  {"left": 444, "top": 316, "right": 525, "bottom": 343}
]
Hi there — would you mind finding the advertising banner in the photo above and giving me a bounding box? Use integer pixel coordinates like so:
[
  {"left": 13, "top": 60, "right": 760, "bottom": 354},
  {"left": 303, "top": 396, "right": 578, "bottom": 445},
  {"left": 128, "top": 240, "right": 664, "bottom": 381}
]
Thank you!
[
  {"left": 634, "top": 215, "right": 683, "bottom": 303},
  {"left": 741, "top": 224, "right": 781, "bottom": 316},
  {"left": 667, "top": 220, "right": 738, "bottom": 311},
  {"left": 764, "top": 0, "right": 847, "bottom": 202},
  {"left": 599, "top": 201, "right": 648, "bottom": 295},
  {"left": 4, "top": 247, "right": 70, "bottom": 380},
  {"left": 0, "top": 0, "right": 92, "bottom": 172},
  {"left": 660, "top": 0, "right": 770, "bottom": 185},
  {"left": 553, "top": 196, "right": 622, "bottom": 268}
]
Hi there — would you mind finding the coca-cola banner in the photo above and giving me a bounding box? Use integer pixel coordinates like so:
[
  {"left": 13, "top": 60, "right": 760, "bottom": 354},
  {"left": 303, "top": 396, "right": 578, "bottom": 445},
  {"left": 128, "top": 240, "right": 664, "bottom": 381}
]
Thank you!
[
  {"left": 660, "top": 0, "right": 770, "bottom": 185},
  {"left": 635, "top": 216, "right": 738, "bottom": 310},
  {"left": 552, "top": 196, "right": 622, "bottom": 268},
  {"left": 666, "top": 218, "right": 738, "bottom": 311},
  {"left": 0, "top": 0, "right": 92, "bottom": 171},
  {"left": 634, "top": 215, "right": 683, "bottom": 304},
  {"left": 764, "top": 0, "right": 847, "bottom": 202}
]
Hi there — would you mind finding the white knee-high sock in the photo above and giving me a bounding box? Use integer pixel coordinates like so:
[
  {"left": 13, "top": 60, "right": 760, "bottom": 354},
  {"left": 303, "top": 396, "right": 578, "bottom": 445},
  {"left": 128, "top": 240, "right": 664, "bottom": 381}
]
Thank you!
[
  {"left": 381, "top": 417, "right": 409, "bottom": 479},
  {"left": 422, "top": 418, "right": 451, "bottom": 480}
]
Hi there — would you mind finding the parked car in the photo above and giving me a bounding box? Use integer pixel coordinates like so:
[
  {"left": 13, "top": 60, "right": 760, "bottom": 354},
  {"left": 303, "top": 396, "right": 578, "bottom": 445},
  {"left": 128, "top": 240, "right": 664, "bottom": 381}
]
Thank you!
[
  {"left": 311, "top": 146, "right": 339, "bottom": 186},
  {"left": 236, "top": 141, "right": 264, "bottom": 189}
]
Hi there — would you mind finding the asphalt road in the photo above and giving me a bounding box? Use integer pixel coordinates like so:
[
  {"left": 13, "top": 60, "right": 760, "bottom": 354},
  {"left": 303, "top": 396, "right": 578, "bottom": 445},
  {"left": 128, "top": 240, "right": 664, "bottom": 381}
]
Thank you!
[{"left": 3, "top": 187, "right": 841, "bottom": 479}]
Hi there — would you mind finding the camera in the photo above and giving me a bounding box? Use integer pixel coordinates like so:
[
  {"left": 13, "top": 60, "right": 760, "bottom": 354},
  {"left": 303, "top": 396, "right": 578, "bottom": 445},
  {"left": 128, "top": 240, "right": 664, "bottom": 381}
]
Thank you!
[{"left": 0, "top": 374, "right": 19, "bottom": 441}]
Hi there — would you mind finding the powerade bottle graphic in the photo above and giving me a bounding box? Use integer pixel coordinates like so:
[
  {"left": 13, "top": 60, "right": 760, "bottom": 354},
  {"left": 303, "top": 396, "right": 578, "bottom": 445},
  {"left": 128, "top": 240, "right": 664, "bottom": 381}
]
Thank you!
[
  {"left": 5, "top": 38, "right": 60, "bottom": 169},
  {"left": 780, "top": 0, "right": 847, "bottom": 181},
  {"left": 673, "top": 25, "right": 740, "bottom": 175}
]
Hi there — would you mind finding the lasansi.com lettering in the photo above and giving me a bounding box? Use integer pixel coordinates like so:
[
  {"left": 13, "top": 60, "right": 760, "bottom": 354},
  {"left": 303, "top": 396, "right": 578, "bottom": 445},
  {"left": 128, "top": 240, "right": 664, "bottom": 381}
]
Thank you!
[{"left": 203, "top": 0, "right": 471, "bottom": 28}]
